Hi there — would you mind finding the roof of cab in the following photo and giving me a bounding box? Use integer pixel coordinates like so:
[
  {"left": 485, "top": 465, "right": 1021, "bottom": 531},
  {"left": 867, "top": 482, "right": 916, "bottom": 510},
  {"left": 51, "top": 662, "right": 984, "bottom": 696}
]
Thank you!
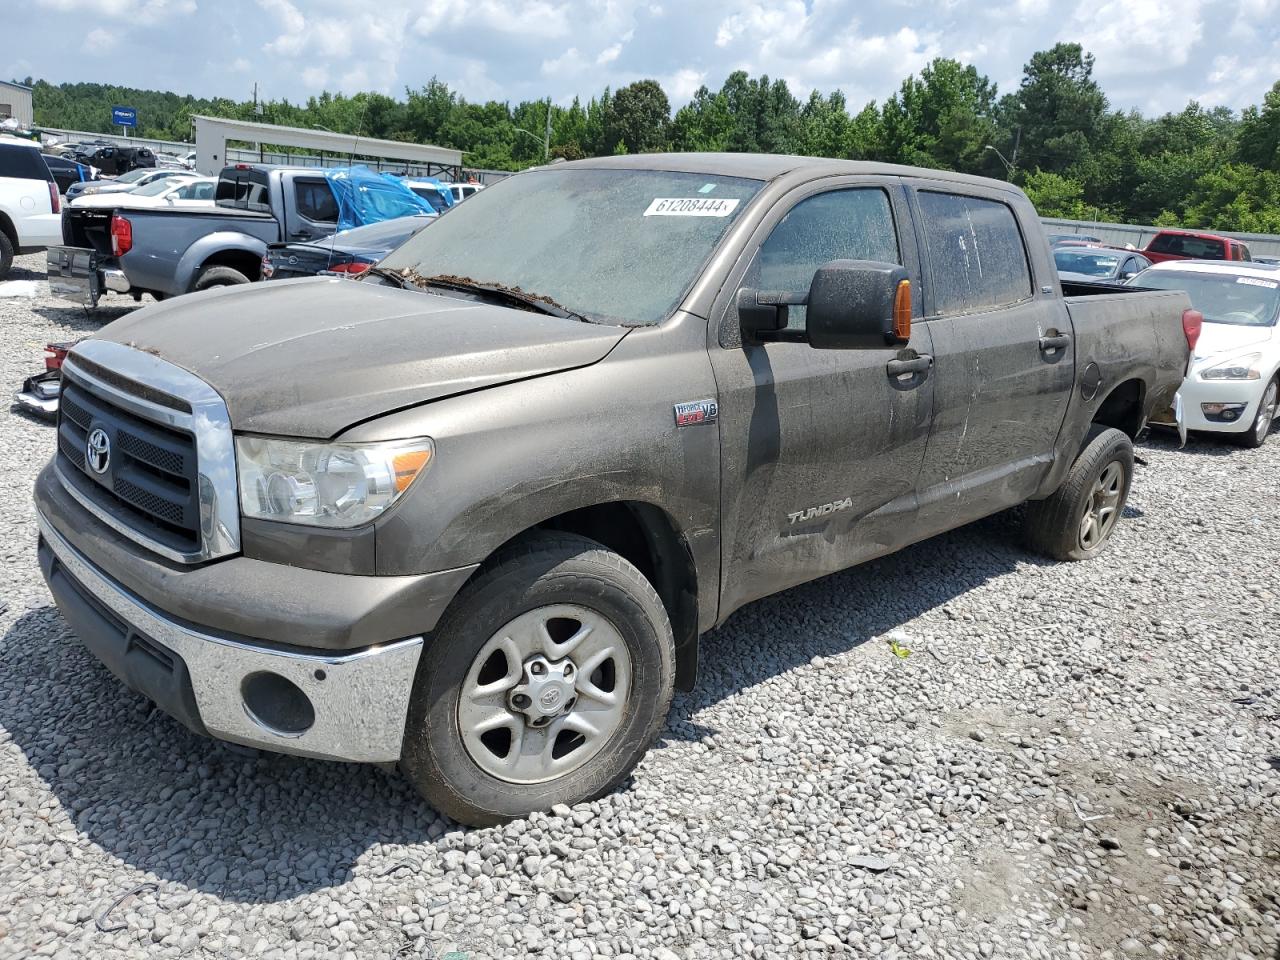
[{"left": 560, "top": 152, "right": 1020, "bottom": 191}]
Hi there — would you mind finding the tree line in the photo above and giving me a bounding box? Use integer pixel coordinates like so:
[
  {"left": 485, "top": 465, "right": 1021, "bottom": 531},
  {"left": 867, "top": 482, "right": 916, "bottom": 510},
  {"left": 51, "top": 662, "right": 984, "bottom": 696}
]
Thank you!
[{"left": 18, "top": 43, "right": 1280, "bottom": 233}]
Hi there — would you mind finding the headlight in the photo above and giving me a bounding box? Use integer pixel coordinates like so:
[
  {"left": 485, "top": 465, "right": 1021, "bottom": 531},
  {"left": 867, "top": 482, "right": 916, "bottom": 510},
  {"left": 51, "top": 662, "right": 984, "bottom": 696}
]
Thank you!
[
  {"left": 236, "top": 436, "right": 434, "bottom": 528},
  {"left": 1200, "top": 353, "right": 1262, "bottom": 380}
]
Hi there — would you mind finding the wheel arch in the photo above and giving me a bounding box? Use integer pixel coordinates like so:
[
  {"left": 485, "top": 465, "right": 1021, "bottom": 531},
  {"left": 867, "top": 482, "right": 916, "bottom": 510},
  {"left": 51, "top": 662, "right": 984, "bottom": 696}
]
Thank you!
[
  {"left": 1091, "top": 377, "right": 1147, "bottom": 440},
  {"left": 0, "top": 209, "right": 18, "bottom": 247},
  {"left": 478, "top": 500, "right": 702, "bottom": 691}
]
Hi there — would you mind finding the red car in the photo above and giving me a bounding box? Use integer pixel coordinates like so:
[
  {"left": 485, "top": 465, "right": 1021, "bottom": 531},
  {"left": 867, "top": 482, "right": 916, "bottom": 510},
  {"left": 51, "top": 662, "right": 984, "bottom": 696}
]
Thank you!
[{"left": 1143, "top": 229, "right": 1253, "bottom": 264}]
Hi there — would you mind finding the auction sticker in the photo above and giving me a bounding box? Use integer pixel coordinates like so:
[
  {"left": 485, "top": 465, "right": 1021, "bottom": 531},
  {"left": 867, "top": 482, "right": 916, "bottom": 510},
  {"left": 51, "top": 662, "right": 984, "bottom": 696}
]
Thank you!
[
  {"left": 644, "top": 197, "right": 740, "bottom": 217},
  {"left": 1237, "top": 277, "right": 1278, "bottom": 288}
]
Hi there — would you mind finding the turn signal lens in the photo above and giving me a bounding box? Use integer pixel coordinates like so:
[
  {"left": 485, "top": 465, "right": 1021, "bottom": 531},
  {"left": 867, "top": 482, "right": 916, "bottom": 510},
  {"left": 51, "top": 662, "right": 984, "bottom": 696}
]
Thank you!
[
  {"left": 392, "top": 449, "right": 433, "bottom": 492},
  {"left": 892, "top": 279, "right": 912, "bottom": 342}
]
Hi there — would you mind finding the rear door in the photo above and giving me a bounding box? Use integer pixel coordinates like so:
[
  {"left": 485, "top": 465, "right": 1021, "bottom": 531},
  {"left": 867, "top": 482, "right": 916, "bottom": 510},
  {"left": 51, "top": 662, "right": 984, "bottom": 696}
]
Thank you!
[
  {"left": 709, "top": 178, "right": 936, "bottom": 612},
  {"left": 283, "top": 176, "right": 339, "bottom": 241},
  {"left": 905, "top": 182, "right": 1073, "bottom": 532}
]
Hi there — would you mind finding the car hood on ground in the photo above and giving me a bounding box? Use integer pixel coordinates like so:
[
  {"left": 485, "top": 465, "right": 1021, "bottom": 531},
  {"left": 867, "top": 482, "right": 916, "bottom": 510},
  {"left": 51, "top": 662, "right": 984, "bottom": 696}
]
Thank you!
[
  {"left": 1192, "top": 322, "right": 1276, "bottom": 361},
  {"left": 90, "top": 277, "right": 629, "bottom": 438}
]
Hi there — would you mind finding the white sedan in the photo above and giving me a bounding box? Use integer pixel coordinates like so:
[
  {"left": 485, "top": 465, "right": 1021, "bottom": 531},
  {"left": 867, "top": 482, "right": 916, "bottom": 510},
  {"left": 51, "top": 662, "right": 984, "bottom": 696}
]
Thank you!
[
  {"left": 68, "top": 176, "right": 217, "bottom": 210},
  {"left": 1132, "top": 260, "right": 1280, "bottom": 447}
]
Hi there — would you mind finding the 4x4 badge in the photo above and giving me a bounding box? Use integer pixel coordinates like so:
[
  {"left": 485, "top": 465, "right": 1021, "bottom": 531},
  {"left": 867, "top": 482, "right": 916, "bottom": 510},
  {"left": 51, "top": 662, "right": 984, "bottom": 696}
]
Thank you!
[{"left": 674, "top": 399, "right": 718, "bottom": 427}]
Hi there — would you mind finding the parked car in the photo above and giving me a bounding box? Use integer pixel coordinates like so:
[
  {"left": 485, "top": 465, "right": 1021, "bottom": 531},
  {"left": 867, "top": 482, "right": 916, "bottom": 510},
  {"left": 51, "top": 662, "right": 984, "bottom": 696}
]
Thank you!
[
  {"left": 1054, "top": 246, "right": 1152, "bottom": 284},
  {"left": 1143, "top": 229, "right": 1252, "bottom": 264},
  {"left": 65, "top": 168, "right": 195, "bottom": 204},
  {"left": 0, "top": 135, "right": 61, "bottom": 278},
  {"left": 33, "top": 154, "right": 1194, "bottom": 825},
  {"left": 1251, "top": 254, "right": 1280, "bottom": 267},
  {"left": 443, "top": 181, "right": 484, "bottom": 202},
  {"left": 263, "top": 214, "right": 435, "bottom": 280},
  {"left": 1048, "top": 232, "right": 1102, "bottom": 246},
  {"left": 401, "top": 178, "right": 455, "bottom": 213},
  {"left": 68, "top": 176, "right": 216, "bottom": 210},
  {"left": 43, "top": 154, "right": 99, "bottom": 194},
  {"left": 50, "top": 164, "right": 428, "bottom": 304},
  {"left": 71, "top": 144, "right": 156, "bottom": 177},
  {"left": 1130, "top": 261, "right": 1279, "bottom": 446}
]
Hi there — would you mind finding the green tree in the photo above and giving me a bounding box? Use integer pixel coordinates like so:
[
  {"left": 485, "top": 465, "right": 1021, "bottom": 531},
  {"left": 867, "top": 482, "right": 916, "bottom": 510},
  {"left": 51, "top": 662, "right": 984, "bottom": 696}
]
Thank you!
[
  {"left": 1007, "top": 43, "right": 1108, "bottom": 173},
  {"left": 1236, "top": 80, "right": 1280, "bottom": 170},
  {"left": 1183, "top": 163, "right": 1280, "bottom": 233},
  {"left": 606, "top": 80, "right": 670, "bottom": 154},
  {"left": 1021, "top": 169, "right": 1090, "bottom": 218}
]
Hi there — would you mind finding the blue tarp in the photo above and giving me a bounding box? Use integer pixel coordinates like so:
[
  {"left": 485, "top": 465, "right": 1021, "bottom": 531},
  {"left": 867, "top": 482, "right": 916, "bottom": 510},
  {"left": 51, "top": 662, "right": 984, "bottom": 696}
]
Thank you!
[{"left": 324, "top": 165, "right": 439, "bottom": 231}]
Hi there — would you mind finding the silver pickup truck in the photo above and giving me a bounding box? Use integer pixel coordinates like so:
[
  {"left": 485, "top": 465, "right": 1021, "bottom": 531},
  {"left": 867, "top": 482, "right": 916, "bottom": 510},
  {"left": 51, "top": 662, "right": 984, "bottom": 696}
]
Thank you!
[
  {"left": 47, "top": 164, "right": 341, "bottom": 306},
  {"left": 33, "top": 154, "right": 1195, "bottom": 825}
]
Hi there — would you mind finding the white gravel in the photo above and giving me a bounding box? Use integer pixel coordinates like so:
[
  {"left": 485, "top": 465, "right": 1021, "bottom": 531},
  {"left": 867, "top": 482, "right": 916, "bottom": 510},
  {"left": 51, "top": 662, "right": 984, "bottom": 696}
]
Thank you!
[{"left": 1, "top": 250, "right": 1278, "bottom": 960}]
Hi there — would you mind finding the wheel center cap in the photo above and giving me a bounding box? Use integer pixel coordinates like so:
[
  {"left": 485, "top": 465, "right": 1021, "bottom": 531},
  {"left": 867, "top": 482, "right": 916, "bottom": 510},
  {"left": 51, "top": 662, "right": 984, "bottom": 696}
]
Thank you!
[{"left": 509, "top": 655, "right": 577, "bottom": 726}]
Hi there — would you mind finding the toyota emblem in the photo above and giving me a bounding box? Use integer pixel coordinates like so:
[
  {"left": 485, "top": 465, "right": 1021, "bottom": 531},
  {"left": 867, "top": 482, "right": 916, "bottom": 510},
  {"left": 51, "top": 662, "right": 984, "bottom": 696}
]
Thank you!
[{"left": 86, "top": 427, "right": 111, "bottom": 475}]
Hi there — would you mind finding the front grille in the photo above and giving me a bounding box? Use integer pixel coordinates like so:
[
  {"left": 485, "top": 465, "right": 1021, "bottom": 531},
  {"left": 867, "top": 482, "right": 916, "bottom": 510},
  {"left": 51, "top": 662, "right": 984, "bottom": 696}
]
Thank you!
[{"left": 57, "top": 378, "right": 201, "bottom": 553}]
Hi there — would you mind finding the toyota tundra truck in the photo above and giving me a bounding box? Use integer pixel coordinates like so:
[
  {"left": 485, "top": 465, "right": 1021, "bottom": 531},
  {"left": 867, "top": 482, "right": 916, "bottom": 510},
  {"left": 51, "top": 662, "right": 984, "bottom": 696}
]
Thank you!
[{"left": 33, "top": 154, "right": 1196, "bottom": 825}]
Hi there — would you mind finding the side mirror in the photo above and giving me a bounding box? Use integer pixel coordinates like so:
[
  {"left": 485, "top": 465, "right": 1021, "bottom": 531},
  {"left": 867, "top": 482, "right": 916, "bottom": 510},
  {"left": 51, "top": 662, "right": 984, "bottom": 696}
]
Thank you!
[
  {"left": 1118, "top": 271, "right": 1135, "bottom": 281},
  {"left": 738, "top": 259, "right": 912, "bottom": 349}
]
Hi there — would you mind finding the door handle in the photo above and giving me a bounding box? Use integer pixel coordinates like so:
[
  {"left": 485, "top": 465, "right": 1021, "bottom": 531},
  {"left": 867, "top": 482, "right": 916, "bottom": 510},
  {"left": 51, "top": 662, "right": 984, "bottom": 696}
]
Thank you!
[
  {"left": 1039, "top": 333, "right": 1071, "bottom": 352},
  {"left": 886, "top": 354, "right": 933, "bottom": 378}
]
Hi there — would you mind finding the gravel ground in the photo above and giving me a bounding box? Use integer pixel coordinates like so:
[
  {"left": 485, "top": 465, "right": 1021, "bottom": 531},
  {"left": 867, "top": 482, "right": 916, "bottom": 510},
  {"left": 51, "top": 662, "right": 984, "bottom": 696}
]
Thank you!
[{"left": 1, "top": 249, "right": 1278, "bottom": 960}]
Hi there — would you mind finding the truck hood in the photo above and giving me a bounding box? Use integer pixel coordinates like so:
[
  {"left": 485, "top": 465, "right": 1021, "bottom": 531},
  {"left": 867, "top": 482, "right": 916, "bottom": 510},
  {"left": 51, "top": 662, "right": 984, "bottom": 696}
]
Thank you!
[
  {"left": 1193, "top": 322, "right": 1275, "bottom": 361},
  {"left": 93, "top": 277, "right": 629, "bottom": 437}
]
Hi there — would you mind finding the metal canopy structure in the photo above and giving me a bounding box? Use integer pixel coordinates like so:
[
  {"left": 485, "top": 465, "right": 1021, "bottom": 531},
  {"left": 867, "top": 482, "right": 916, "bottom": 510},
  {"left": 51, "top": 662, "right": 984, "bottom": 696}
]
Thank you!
[{"left": 191, "top": 115, "right": 462, "bottom": 178}]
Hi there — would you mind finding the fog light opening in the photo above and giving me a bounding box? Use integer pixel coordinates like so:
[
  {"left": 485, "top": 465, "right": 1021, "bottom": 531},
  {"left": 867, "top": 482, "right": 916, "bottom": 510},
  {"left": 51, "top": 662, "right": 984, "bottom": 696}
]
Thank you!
[{"left": 241, "top": 671, "right": 315, "bottom": 738}]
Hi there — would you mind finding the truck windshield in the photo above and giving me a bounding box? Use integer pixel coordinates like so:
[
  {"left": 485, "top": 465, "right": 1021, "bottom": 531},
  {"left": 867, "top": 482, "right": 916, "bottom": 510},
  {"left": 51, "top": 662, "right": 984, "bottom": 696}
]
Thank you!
[
  {"left": 1136, "top": 270, "right": 1280, "bottom": 326},
  {"left": 378, "top": 168, "right": 763, "bottom": 326}
]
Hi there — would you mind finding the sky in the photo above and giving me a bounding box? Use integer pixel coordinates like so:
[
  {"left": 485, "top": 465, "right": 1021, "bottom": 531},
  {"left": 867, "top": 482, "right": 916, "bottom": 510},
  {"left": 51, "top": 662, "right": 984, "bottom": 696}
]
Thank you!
[{"left": 8, "top": 0, "right": 1280, "bottom": 118}]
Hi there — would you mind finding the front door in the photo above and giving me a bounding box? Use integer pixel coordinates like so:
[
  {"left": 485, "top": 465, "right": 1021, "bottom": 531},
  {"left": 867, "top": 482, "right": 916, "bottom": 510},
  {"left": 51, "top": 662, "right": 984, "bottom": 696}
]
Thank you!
[
  {"left": 905, "top": 183, "right": 1074, "bottom": 532},
  {"left": 709, "top": 180, "right": 936, "bottom": 615}
]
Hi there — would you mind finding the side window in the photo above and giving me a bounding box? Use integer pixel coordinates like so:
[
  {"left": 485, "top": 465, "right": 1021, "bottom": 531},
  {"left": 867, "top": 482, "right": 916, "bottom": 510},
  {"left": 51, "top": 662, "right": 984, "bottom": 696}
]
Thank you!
[
  {"left": 917, "top": 191, "right": 1032, "bottom": 316},
  {"left": 747, "top": 188, "right": 900, "bottom": 329},
  {"left": 192, "top": 182, "right": 214, "bottom": 200},
  {"left": 294, "top": 180, "right": 338, "bottom": 223},
  {"left": 0, "top": 144, "right": 54, "bottom": 181}
]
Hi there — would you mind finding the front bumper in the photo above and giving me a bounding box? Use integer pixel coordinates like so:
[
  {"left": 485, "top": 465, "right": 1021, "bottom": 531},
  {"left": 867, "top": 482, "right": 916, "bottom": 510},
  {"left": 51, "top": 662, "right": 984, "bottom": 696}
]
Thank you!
[
  {"left": 1177, "top": 376, "right": 1266, "bottom": 433},
  {"left": 37, "top": 511, "right": 424, "bottom": 763}
]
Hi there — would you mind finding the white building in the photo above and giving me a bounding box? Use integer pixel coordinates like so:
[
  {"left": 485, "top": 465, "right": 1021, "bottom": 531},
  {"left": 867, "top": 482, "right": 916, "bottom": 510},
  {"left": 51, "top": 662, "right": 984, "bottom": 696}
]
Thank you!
[{"left": 0, "top": 80, "right": 34, "bottom": 127}]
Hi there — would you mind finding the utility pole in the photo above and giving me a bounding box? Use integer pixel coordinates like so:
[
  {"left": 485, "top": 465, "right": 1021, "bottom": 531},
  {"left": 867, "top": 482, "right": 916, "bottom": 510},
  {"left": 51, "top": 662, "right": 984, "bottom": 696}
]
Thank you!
[
  {"left": 253, "top": 82, "right": 263, "bottom": 117},
  {"left": 1010, "top": 126, "right": 1021, "bottom": 172},
  {"left": 543, "top": 97, "right": 552, "bottom": 162}
]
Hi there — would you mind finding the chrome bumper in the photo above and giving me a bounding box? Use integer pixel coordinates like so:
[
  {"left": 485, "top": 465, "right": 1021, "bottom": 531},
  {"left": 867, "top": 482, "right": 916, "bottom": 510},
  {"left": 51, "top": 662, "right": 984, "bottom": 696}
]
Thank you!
[{"left": 38, "top": 512, "right": 424, "bottom": 763}]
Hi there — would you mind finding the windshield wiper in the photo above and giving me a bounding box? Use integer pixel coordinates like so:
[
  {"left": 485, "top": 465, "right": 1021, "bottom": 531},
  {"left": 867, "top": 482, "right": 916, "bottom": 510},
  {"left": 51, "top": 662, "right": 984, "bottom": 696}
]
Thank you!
[{"left": 411, "top": 273, "right": 586, "bottom": 322}]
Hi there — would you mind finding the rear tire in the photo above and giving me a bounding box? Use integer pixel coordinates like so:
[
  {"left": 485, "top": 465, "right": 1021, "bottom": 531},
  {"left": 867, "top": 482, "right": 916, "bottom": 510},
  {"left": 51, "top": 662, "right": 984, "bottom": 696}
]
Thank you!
[
  {"left": 1024, "top": 425, "right": 1134, "bottom": 561},
  {"left": 0, "top": 230, "right": 14, "bottom": 280},
  {"left": 1234, "top": 377, "right": 1278, "bottom": 449},
  {"left": 400, "top": 533, "right": 675, "bottom": 826},
  {"left": 192, "top": 265, "right": 251, "bottom": 291}
]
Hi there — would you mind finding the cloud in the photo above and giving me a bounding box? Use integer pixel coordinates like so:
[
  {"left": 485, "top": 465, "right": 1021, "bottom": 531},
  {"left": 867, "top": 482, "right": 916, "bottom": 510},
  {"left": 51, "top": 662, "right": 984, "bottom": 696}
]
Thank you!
[
  {"left": 81, "top": 28, "right": 119, "bottom": 53},
  {"left": 11, "top": 0, "right": 1273, "bottom": 120}
]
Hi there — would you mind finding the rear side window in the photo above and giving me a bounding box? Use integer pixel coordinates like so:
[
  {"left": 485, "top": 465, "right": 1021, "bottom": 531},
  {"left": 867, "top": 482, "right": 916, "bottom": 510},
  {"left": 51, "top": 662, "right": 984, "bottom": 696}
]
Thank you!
[
  {"left": 917, "top": 191, "right": 1031, "bottom": 316},
  {"left": 216, "top": 169, "right": 272, "bottom": 212},
  {"left": 294, "top": 180, "right": 338, "bottom": 223},
  {"left": 0, "top": 143, "right": 55, "bottom": 181},
  {"left": 747, "top": 188, "right": 900, "bottom": 329}
]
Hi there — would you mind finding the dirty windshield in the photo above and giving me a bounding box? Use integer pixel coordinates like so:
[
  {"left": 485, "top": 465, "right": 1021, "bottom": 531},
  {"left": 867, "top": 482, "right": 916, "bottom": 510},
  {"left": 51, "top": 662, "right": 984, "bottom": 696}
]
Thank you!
[
  {"left": 1136, "top": 270, "right": 1280, "bottom": 326},
  {"left": 378, "top": 168, "right": 763, "bottom": 325}
]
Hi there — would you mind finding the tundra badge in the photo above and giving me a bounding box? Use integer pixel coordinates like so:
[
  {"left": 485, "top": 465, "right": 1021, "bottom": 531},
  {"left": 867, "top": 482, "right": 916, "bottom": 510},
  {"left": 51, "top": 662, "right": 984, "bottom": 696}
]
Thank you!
[{"left": 674, "top": 399, "right": 718, "bottom": 427}]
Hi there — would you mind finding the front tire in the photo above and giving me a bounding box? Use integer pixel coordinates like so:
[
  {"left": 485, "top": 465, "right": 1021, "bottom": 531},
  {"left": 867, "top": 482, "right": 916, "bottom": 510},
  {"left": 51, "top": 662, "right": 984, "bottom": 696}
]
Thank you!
[
  {"left": 400, "top": 533, "right": 675, "bottom": 826},
  {"left": 1235, "top": 377, "right": 1278, "bottom": 449},
  {"left": 1024, "top": 426, "right": 1134, "bottom": 561}
]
